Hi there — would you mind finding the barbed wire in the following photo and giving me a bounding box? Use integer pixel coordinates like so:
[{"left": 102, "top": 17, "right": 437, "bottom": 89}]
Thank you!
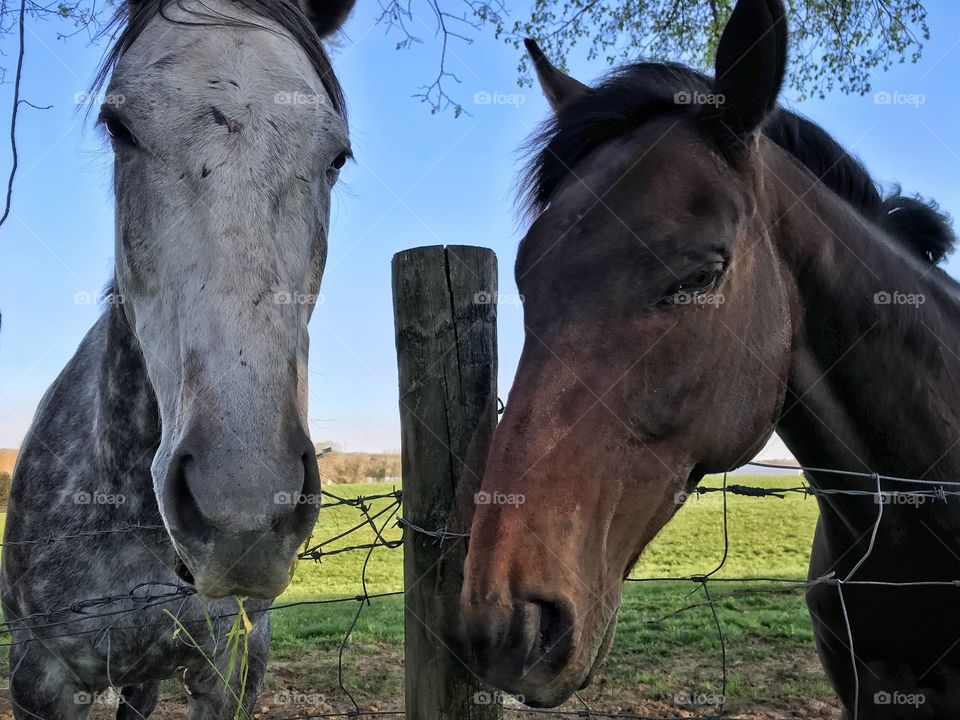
[
  {"left": 0, "top": 523, "right": 167, "bottom": 548},
  {"left": 0, "top": 488, "right": 409, "bottom": 717},
  {"left": 395, "top": 461, "right": 960, "bottom": 720},
  {"left": 300, "top": 489, "right": 403, "bottom": 562},
  {"left": 1, "top": 459, "right": 957, "bottom": 718}
]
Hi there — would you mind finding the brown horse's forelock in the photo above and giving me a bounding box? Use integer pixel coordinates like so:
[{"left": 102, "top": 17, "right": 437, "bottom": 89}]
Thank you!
[
  {"left": 521, "top": 62, "right": 955, "bottom": 265},
  {"left": 89, "top": 0, "right": 346, "bottom": 119}
]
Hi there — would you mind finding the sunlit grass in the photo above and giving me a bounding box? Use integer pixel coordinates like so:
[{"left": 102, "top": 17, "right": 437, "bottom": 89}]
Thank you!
[
  {"left": 265, "top": 475, "right": 831, "bottom": 709},
  {"left": 0, "top": 475, "right": 833, "bottom": 711}
]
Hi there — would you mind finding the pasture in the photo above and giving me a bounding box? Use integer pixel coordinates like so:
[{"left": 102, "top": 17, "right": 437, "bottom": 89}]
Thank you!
[{"left": 0, "top": 474, "right": 835, "bottom": 718}]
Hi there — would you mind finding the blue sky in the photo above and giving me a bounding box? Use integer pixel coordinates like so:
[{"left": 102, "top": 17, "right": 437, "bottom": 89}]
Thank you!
[{"left": 1, "top": 1, "right": 959, "bottom": 454}]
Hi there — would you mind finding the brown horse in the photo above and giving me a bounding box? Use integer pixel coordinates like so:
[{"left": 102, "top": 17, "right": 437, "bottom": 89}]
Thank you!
[{"left": 460, "top": 0, "right": 960, "bottom": 717}]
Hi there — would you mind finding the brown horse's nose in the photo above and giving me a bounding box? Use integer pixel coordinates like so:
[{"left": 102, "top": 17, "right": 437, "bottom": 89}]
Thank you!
[{"left": 462, "top": 592, "right": 576, "bottom": 688}]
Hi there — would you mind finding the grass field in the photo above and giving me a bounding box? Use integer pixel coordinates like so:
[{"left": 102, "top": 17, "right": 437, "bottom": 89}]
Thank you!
[
  {"left": 1, "top": 475, "right": 838, "bottom": 719},
  {"left": 257, "top": 474, "right": 834, "bottom": 718}
]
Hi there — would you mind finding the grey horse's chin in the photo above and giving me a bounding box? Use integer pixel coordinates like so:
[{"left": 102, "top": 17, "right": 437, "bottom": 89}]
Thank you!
[{"left": 170, "top": 535, "right": 300, "bottom": 599}]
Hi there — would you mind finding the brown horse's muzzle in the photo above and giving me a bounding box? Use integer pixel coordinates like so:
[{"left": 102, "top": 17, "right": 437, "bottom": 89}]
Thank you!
[
  {"left": 459, "top": 462, "right": 626, "bottom": 707},
  {"left": 457, "top": 356, "right": 687, "bottom": 707},
  {"left": 461, "top": 587, "right": 579, "bottom": 705},
  {"left": 460, "top": 540, "right": 622, "bottom": 706}
]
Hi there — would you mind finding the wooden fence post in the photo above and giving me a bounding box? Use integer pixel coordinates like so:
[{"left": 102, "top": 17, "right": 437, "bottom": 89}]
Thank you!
[{"left": 393, "top": 245, "right": 503, "bottom": 720}]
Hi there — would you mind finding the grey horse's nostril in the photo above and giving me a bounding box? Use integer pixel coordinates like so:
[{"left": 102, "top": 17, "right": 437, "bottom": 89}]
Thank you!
[
  {"left": 302, "top": 450, "right": 321, "bottom": 496},
  {"left": 166, "top": 453, "right": 213, "bottom": 545},
  {"left": 271, "top": 450, "right": 322, "bottom": 536},
  {"left": 173, "top": 553, "right": 195, "bottom": 585}
]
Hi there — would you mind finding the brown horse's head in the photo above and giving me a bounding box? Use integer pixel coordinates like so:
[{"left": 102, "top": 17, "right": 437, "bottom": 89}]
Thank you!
[{"left": 461, "top": 0, "right": 794, "bottom": 706}]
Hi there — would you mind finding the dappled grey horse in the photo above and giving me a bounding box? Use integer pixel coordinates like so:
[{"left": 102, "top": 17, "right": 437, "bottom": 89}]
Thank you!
[{"left": 1, "top": 0, "right": 354, "bottom": 715}]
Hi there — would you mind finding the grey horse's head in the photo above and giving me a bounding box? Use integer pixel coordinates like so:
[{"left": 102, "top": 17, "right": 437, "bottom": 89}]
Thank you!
[{"left": 97, "top": 0, "right": 354, "bottom": 598}]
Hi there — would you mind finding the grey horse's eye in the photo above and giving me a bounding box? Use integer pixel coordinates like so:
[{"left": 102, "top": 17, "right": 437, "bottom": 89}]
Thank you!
[
  {"left": 102, "top": 114, "right": 138, "bottom": 148},
  {"left": 330, "top": 151, "right": 349, "bottom": 171}
]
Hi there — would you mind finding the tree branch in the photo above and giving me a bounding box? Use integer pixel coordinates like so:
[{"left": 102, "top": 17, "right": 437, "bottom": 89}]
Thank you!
[{"left": 0, "top": 0, "right": 27, "bottom": 228}]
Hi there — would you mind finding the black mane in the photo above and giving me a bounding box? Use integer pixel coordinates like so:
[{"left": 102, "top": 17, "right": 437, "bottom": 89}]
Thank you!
[
  {"left": 91, "top": 0, "right": 346, "bottom": 118},
  {"left": 522, "top": 63, "right": 955, "bottom": 265}
]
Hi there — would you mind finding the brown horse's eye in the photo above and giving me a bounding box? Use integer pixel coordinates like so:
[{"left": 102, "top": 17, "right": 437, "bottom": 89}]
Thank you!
[
  {"left": 660, "top": 264, "right": 725, "bottom": 305},
  {"left": 684, "top": 270, "right": 714, "bottom": 288}
]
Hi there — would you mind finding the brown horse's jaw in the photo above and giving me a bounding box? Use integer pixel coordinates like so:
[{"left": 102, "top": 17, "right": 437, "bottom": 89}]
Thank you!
[{"left": 580, "top": 604, "right": 620, "bottom": 690}]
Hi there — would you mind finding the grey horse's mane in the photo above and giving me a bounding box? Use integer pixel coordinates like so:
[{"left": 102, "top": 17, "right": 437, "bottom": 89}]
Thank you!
[{"left": 90, "top": 0, "right": 346, "bottom": 118}]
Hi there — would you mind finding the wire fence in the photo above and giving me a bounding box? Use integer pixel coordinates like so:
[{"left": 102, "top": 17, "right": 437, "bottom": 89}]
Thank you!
[{"left": 0, "top": 458, "right": 953, "bottom": 719}]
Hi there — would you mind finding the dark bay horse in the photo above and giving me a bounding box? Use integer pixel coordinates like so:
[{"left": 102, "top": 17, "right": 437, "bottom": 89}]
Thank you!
[
  {"left": 2, "top": 0, "right": 354, "bottom": 715},
  {"left": 461, "top": 0, "right": 960, "bottom": 717}
]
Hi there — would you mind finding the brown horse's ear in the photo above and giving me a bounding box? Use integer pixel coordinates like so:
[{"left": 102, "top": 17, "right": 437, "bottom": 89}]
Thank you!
[
  {"left": 524, "top": 38, "right": 590, "bottom": 114},
  {"left": 300, "top": 0, "right": 355, "bottom": 38},
  {"left": 709, "top": 0, "right": 787, "bottom": 141}
]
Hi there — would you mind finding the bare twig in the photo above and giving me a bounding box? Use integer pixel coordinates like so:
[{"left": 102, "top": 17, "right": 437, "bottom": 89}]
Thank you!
[{"left": 0, "top": 0, "right": 26, "bottom": 227}]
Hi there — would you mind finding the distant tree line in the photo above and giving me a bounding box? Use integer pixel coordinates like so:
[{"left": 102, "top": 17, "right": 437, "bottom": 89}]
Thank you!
[
  {"left": 0, "top": 472, "right": 11, "bottom": 507},
  {"left": 316, "top": 449, "right": 401, "bottom": 485}
]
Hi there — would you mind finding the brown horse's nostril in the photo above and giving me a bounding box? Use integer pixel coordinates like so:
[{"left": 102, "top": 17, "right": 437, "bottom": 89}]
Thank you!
[
  {"left": 463, "top": 602, "right": 502, "bottom": 670},
  {"left": 525, "top": 594, "right": 576, "bottom": 672},
  {"left": 463, "top": 593, "right": 576, "bottom": 683}
]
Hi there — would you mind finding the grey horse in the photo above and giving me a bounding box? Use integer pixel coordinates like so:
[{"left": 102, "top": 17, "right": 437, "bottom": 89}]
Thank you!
[{"left": 2, "top": 0, "right": 354, "bottom": 715}]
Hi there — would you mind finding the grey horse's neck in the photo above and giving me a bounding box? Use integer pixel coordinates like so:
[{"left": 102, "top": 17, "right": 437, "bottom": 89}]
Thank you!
[{"left": 92, "top": 300, "right": 162, "bottom": 505}]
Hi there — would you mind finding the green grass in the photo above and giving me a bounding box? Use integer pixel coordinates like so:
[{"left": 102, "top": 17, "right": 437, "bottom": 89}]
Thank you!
[
  {"left": 0, "top": 475, "right": 834, "bottom": 714},
  {"left": 261, "top": 475, "right": 832, "bottom": 713}
]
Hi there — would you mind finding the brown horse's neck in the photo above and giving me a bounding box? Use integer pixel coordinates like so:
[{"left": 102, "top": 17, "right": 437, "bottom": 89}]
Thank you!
[{"left": 764, "top": 148, "right": 960, "bottom": 492}]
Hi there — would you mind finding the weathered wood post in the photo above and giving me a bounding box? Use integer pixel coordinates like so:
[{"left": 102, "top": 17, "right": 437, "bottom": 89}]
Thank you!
[{"left": 393, "top": 245, "right": 503, "bottom": 720}]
